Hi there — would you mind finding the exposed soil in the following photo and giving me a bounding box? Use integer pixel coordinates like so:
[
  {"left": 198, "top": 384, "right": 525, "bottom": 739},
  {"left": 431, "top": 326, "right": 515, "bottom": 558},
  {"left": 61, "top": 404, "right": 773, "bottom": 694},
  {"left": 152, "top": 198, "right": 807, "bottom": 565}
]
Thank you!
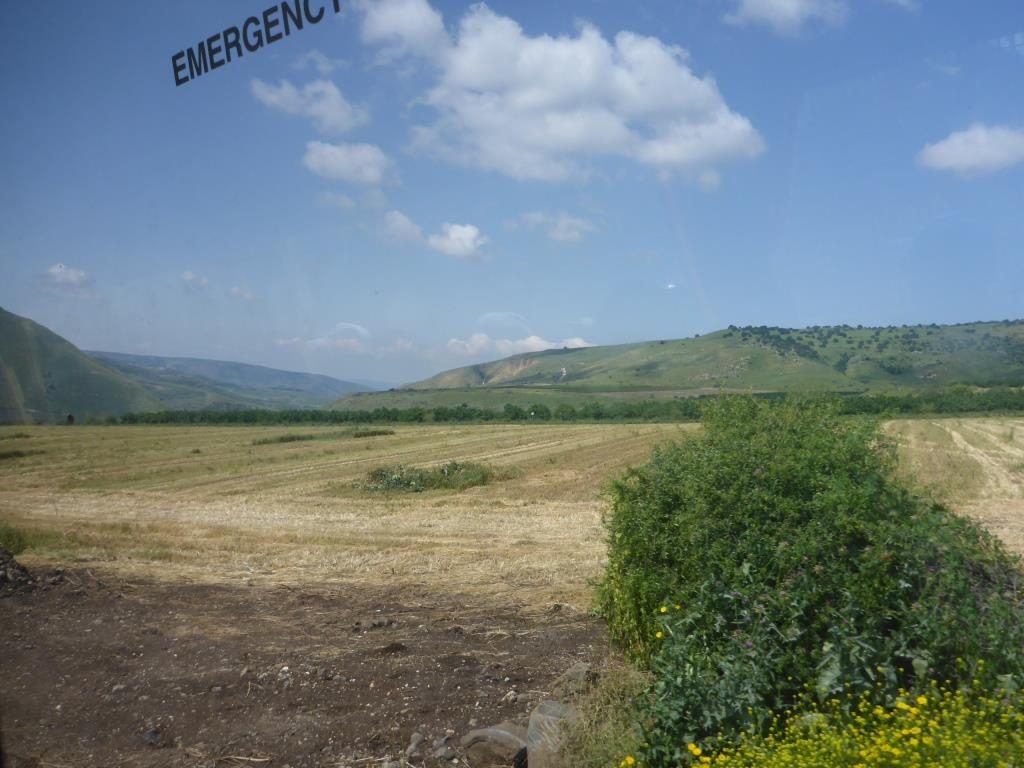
[
  {"left": 0, "top": 549, "right": 34, "bottom": 595},
  {"left": 0, "top": 565, "right": 606, "bottom": 768}
]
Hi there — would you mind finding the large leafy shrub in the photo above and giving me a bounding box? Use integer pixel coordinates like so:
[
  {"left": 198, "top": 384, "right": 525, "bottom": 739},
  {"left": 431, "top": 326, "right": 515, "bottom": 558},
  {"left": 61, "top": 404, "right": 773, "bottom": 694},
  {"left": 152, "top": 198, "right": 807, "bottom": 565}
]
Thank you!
[{"left": 598, "top": 397, "right": 1024, "bottom": 764}]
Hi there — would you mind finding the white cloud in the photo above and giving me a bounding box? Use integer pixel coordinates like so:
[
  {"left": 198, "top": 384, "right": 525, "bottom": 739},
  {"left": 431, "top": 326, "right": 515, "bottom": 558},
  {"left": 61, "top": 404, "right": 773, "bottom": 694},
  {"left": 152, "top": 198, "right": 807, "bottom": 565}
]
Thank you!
[
  {"left": 519, "top": 212, "right": 596, "bottom": 242},
  {"left": 180, "top": 270, "right": 209, "bottom": 288},
  {"left": 47, "top": 263, "right": 88, "bottom": 286},
  {"left": 251, "top": 79, "right": 367, "bottom": 134},
  {"left": 358, "top": 1, "right": 763, "bottom": 181},
  {"left": 665, "top": 283, "right": 677, "bottom": 290},
  {"left": 230, "top": 286, "right": 259, "bottom": 302},
  {"left": 447, "top": 332, "right": 493, "bottom": 355},
  {"left": 447, "top": 332, "right": 591, "bottom": 357},
  {"left": 292, "top": 49, "right": 346, "bottom": 74},
  {"left": 42, "top": 263, "right": 93, "bottom": 297},
  {"left": 356, "top": 0, "right": 448, "bottom": 61},
  {"left": 427, "top": 222, "right": 488, "bottom": 258},
  {"left": 383, "top": 210, "right": 424, "bottom": 242},
  {"left": 724, "top": 0, "right": 848, "bottom": 34},
  {"left": 917, "top": 123, "right": 1024, "bottom": 176},
  {"left": 303, "top": 141, "right": 393, "bottom": 185}
]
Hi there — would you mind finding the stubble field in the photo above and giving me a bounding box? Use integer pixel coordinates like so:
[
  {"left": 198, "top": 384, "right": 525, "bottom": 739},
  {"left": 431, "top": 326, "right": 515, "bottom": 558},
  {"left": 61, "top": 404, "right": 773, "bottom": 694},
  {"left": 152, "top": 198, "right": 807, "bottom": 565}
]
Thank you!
[{"left": 1, "top": 417, "right": 1021, "bottom": 767}]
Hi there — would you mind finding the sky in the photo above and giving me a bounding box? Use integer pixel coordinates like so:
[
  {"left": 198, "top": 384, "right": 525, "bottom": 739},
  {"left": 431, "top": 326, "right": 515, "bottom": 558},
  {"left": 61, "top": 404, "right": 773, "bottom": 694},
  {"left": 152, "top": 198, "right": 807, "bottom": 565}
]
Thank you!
[{"left": 1, "top": 0, "right": 1022, "bottom": 385}]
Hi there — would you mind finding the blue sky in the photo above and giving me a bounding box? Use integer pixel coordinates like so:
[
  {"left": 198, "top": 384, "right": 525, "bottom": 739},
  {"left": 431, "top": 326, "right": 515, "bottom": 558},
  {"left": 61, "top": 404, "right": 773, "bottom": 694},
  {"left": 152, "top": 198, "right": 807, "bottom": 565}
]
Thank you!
[{"left": 2, "top": 0, "right": 1022, "bottom": 385}]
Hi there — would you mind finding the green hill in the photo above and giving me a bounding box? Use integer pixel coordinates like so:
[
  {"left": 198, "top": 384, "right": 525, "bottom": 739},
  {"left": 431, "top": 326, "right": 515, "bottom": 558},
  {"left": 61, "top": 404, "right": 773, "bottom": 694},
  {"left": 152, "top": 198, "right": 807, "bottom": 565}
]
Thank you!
[
  {"left": 87, "top": 351, "right": 367, "bottom": 410},
  {"left": 335, "top": 320, "right": 1024, "bottom": 410},
  {"left": 0, "top": 306, "right": 160, "bottom": 423}
]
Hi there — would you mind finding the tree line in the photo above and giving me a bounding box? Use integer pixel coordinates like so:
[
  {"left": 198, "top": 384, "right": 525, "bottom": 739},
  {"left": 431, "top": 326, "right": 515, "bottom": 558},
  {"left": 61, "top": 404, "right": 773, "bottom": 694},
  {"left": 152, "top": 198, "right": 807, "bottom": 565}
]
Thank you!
[{"left": 106, "top": 386, "right": 1024, "bottom": 425}]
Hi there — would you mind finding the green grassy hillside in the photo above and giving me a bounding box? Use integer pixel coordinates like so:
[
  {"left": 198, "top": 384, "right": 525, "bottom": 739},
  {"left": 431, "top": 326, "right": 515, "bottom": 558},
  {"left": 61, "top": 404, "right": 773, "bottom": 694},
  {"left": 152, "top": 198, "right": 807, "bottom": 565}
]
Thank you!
[
  {"left": 335, "top": 320, "right": 1024, "bottom": 410},
  {"left": 87, "top": 351, "right": 367, "bottom": 410},
  {"left": 0, "top": 307, "right": 160, "bottom": 423}
]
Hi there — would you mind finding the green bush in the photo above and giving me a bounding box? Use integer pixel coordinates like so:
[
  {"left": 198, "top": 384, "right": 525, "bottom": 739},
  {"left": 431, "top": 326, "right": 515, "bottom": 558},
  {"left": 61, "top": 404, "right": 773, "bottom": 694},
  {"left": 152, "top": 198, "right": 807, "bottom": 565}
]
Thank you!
[
  {"left": 598, "top": 397, "right": 1024, "bottom": 765},
  {"left": 362, "top": 461, "right": 511, "bottom": 492}
]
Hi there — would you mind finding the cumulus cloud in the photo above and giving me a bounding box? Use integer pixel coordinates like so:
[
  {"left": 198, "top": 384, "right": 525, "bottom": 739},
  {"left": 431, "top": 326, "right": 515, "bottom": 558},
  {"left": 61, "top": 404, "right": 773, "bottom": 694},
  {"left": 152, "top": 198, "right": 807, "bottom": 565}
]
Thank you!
[
  {"left": 251, "top": 79, "right": 367, "bottom": 134},
  {"left": 518, "top": 212, "right": 596, "bottom": 243},
  {"left": 180, "top": 271, "right": 209, "bottom": 289},
  {"left": 917, "top": 124, "right": 1024, "bottom": 176},
  {"left": 357, "top": 1, "right": 763, "bottom": 181},
  {"left": 303, "top": 141, "right": 393, "bottom": 185},
  {"left": 447, "top": 332, "right": 591, "bottom": 357},
  {"left": 446, "top": 332, "right": 493, "bottom": 356},
  {"left": 427, "top": 223, "right": 488, "bottom": 258},
  {"left": 724, "top": 0, "right": 848, "bottom": 34},
  {"left": 356, "top": 0, "right": 448, "bottom": 61},
  {"left": 47, "top": 263, "right": 88, "bottom": 286},
  {"left": 383, "top": 210, "right": 424, "bottom": 242},
  {"left": 665, "top": 283, "right": 677, "bottom": 290},
  {"left": 43, "top": 263, "right": 93, "bottom": 297}
]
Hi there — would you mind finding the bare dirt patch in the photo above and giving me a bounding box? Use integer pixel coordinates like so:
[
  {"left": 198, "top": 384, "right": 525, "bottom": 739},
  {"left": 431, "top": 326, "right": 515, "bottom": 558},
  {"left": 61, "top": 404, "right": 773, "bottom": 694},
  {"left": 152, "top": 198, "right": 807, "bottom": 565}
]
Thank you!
[{"left": 1, "top": 567, "right": 604, "bottom": 768}]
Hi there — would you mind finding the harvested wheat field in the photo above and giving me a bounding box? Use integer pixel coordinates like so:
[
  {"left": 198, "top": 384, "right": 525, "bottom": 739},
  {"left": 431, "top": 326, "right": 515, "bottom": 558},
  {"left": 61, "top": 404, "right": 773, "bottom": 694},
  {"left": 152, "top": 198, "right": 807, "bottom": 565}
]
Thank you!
[
  {"left": 887, "top": 416, "right": 1024, "bottom": 555},
  {"left": 1, "top": 418, "right": 1022, "bottom": 767},
  {"left": 0, "top": 423, "right": 687, "bottom": 768}
]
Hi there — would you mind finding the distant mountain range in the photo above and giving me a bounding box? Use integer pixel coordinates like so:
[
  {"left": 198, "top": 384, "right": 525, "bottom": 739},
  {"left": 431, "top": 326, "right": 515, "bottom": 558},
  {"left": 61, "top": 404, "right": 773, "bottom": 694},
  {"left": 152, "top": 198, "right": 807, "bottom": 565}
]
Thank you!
[
  {"left": 334, "top": 320, "right": 1024, "bottom": 411},
  {"left": 0, "top": 306, "right": 370, "bottom": 423},
  {"left": 87, "top": 351, "right": 365, "bottom": 411},
  {"left": 5, "top": 304, "right": 1023, "bottom": 423}
]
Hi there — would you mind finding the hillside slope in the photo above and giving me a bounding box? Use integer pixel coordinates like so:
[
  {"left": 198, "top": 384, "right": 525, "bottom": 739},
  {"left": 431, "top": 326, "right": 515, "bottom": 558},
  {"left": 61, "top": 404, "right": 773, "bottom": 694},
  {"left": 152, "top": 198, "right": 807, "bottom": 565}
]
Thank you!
[
  {"left": 88, "top": 351, "right": 367, "bottom": 410},
  {"left": 0, "top": 307, "right": 160, "bottom": 423},
  {"left": 335, "top": 320, "right": 1024, "bottom": 410}
]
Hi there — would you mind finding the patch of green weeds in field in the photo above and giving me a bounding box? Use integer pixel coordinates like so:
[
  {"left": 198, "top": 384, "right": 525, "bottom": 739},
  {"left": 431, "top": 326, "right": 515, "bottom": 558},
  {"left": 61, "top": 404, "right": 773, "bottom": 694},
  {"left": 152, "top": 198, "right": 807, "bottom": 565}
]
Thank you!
[
  {"left": 252, "top": 428, "right": 394, "bottom": 446},
  {"left": 0, "top": 449, "right": 44, "bottom": 460},
  {"left": 351, "top": 428, "right": 395, "bottom": 438},
  {"left": 138, "top": 546, "right": 176, "bottom": 562},
  {"left": 0, "top": 432, "right": 31, "bottom": 440},
  {"left": 561, "top": 662, "right": 651, "bottom": 768},
  {"left": 0, "top": 524, "right": 78, "bottom": 555},
  {"left": 361, "top": 461, "right": 518, "bottom": 492},
  {"left": 252, "top": 433, "right": 317, "bottom": 446}
]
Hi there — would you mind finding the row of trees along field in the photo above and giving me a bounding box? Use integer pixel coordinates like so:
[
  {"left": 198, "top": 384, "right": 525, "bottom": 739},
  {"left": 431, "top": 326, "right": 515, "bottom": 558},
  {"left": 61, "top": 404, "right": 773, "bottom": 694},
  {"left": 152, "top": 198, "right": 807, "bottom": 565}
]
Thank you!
[{"left": 108, "top": 386, "right": 1024, "bottom": 425}]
